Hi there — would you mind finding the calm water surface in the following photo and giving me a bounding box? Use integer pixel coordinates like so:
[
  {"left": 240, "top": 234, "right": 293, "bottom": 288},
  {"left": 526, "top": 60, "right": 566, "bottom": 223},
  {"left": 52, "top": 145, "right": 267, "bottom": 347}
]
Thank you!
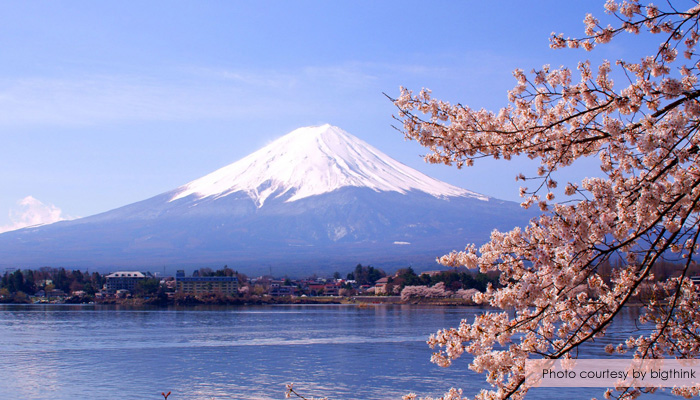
[{"left": 0, "top": 304, "right": 676, "bottom": 400}]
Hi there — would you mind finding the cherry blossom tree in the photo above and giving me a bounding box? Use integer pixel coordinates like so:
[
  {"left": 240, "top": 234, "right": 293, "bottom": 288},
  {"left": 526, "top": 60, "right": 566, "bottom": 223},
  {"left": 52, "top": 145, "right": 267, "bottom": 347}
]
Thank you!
[
  {"left": 392, "top": 1, "right": 700, "bottom": 399},
  {"left": 401, "top": 282, "right": 452, "bottom": 301}
]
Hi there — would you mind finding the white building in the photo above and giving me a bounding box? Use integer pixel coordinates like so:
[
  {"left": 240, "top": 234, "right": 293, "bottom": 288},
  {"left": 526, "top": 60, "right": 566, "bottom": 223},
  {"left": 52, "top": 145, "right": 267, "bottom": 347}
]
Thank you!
[{"left": 105, "top": 271, "right": 151, "bottom": 293}]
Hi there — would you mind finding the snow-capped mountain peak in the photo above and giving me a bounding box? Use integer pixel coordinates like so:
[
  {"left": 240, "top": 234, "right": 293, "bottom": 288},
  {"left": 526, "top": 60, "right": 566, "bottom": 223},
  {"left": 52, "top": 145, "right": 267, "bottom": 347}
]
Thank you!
[
  {"left": 0, "top": 124, "right": 534, "bottom": 272},
  {"left": 170, "top": 124, "right": 487, "bottom": 207}
]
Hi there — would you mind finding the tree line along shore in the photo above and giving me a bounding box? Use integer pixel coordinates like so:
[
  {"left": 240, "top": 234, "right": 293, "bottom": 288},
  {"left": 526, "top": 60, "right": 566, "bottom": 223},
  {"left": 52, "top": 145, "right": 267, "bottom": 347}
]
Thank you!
[
  {"left": 1, "top": 259, "right": 689, "bottom": 307},
  {"left": 0, "top": 264, "right": 499, "bottom": 306}
]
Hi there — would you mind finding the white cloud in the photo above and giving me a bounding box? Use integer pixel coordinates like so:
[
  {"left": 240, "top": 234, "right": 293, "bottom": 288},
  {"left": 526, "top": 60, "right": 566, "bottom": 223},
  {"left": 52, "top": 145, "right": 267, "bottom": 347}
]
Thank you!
[{"left": 0, "top": 196, "right": 73, "bottom": 233}]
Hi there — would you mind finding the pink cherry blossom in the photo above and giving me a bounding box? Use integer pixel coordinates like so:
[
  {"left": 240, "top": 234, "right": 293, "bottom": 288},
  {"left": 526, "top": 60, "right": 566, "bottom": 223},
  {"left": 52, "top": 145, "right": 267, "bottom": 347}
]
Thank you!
[{"left": 391, "top": 1, "right": 700, "bottom": 399}]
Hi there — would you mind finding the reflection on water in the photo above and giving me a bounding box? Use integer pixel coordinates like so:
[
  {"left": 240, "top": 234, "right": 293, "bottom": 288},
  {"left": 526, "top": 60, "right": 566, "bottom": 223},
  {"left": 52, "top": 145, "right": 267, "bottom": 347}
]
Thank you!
[{"left": 0, "top": 304, "right": 675, "bottom": 399}]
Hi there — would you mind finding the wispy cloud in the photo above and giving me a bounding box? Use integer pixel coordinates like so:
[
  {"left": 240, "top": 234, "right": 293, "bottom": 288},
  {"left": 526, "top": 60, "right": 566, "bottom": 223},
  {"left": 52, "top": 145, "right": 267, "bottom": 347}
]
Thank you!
[
  {"left": 188, "top": 63, "right": 379, "bottom": 89},
  {"left": 0, "top": 196, "right": 73, "bottom": 233},
  {"left": 0, "top": 72, "right": 344, "bottom": 127},
  {"left": 0, "top": 75, "right": 247, "bottom": 126},
  {"left": 0, "top": 55, "right": 513, "bottom": 128}
]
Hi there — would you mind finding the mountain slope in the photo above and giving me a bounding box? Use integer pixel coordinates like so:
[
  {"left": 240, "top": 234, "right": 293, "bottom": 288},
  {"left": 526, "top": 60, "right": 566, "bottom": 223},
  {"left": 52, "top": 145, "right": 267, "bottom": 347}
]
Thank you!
[
  {"left": 0, "top": 125, "right": 534, "bottom": 275},
  {"left": 170, "top": 124, "right": 485, "bottom": 206}
]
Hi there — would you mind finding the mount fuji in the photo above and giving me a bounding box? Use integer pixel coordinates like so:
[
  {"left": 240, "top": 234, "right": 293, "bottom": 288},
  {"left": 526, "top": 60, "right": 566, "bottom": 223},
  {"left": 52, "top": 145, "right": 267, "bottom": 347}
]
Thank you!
[{"left": 0, "top": 125, "right": 533, "bottom": 275}]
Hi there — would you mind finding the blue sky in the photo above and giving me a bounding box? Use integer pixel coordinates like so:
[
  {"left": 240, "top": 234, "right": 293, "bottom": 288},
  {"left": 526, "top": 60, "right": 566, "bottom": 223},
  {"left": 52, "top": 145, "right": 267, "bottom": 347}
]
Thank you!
[{"left": 0, "top": 1, "right": 640, "bottom": 231}]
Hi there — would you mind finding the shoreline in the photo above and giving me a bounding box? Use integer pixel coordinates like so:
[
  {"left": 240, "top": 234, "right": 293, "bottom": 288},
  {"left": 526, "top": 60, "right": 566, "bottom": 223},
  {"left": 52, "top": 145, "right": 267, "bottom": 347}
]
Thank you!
[
  {"left": 2, "top": 294, "right": 478, "bottom": 307},
  {"left": 105, "top": 294, "right": 477, "bottom": 307}
]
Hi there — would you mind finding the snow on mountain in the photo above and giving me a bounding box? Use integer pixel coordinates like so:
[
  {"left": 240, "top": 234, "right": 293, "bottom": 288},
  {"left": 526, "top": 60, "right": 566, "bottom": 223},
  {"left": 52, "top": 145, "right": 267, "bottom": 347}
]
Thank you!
[
  {"left": 0, "top": 124, "right": 534, "bottom": 274},
  {"left": 170, "top": 124, "right": 487, "bottom": 207}
]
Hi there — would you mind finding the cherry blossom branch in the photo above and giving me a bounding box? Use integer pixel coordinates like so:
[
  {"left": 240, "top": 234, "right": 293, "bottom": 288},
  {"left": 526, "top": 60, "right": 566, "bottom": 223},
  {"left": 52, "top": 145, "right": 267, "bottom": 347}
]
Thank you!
[{"left": 392, "top": 2, "right": 700, "bottom": 399}]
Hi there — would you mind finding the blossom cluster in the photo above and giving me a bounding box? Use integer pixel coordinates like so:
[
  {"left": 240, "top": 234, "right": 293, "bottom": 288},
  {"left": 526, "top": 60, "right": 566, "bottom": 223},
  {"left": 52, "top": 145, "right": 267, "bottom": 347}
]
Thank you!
[
  {"left": 401, "top": 282, "right": 452, "bottom": 301},
  {"left": 392, "top": 1, "right": 700, "bottom": 399}
]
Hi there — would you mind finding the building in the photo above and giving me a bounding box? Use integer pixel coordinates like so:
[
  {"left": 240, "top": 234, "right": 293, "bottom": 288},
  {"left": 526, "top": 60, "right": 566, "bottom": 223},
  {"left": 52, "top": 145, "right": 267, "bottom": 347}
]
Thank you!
[
  {"left": 373, "top": 277, "right": 389, "bottom": 294},
  {"left": 105, "top": 271, "right": 151, "bottom": 293},
  {"left": 306, "top": 282, "right": 326, "bottom": 295},
  {"left": 269, "top": 283, "right": 297, "bottom": 297},
  {"left": 176, "top": 270, "right": 238, "bottom": 295},
  {"left": 33, "top": 289, "right": 66, "bottom": 298},
  {"left": 323, "top": 282, "right": 341, "bottom": 296}
]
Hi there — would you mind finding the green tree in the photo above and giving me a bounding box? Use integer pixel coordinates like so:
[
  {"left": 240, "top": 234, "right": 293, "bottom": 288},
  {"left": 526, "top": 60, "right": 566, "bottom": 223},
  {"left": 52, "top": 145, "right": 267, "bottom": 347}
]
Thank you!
[
  {"left": 23, "top": 270, "right": 36, "bottom": 294},
  {"left": 348, "top": 264, "right": 386, "bottom": 286},
  {"left": 52, "top": 268, "right": 70, "bottom": 293},
  {"left": 12, "top": 291, "right": 29, "bottom": 303},
  {"left": 134, "top": 278, "right": 161, "bottom": 297}
]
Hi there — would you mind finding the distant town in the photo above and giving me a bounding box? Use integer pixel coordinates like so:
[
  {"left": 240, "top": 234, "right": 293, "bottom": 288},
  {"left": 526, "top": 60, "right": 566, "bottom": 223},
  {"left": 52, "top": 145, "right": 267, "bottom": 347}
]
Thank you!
[
  {"left": 2, "top": 258, "right": 696, "bottom": 307},
  {"left": 0, "top": 264, "right": 499, "bottom": 306}
]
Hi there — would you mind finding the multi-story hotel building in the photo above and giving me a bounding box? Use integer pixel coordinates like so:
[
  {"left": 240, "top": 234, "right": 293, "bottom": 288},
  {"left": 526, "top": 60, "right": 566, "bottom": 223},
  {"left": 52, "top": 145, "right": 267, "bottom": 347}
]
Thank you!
[
  {"left": 105, "top": 271, "right": 152, "bottom": 293},
  {"left": 175, "top": 270, "right": 238, "bottom": 295}
]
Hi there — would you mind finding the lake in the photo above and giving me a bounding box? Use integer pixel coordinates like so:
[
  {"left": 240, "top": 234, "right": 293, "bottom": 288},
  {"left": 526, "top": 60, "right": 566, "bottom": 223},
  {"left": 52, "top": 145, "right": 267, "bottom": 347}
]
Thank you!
[{"left": 0, "top": 304, "right": 676, "bottom": 400}]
